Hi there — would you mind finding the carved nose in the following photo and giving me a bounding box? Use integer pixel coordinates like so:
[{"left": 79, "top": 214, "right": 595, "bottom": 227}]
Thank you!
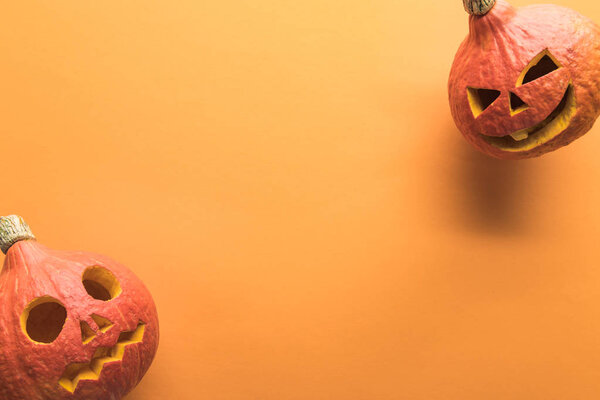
[
  {"left": 91, "top": 314, "right": 114, "bottom": 332},
  {"left": 80, "top": 321, "right": 96, "bottom": 344},
  {"left": 80, "top": 314, "right": 114, "bottom": 344},
  {"left": 510, "top": 92, "right": 528, "bottom": 115}
]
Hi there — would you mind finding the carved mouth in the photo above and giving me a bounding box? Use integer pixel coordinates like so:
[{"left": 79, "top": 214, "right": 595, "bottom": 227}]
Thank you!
[
  {"left": 480, "top": 85, "right": 576, "bottom": 152},
  {"left": 59, "top": 322, "right": 146, "bottom": 393}
]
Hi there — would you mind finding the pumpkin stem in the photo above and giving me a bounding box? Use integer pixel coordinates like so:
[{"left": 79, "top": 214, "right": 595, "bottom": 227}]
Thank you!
[
  {"left": 0, "top": 215, "right": 36, "bottom": 254},
  {"left": 463, "top": 0, "right": 496, "bottom": 15}
]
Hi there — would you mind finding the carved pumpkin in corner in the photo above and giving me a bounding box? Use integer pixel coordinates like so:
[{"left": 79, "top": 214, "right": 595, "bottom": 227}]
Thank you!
[
  {"left": 449, "top": 0, "right": 600, "bottom": 159},
  {"left": 0, "top": 215, "right": 159, "bottom": 400}
]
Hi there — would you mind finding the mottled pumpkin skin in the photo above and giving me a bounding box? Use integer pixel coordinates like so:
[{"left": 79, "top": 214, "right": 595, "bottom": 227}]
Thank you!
[
  {"left": 0, "top": 240, "right": 159, "bottom": 400},
  {"left": 449, "top": 0, "right": 600, "bottom": 159}
]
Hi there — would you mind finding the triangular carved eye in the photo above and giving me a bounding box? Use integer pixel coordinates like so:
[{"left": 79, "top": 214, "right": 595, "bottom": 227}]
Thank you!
[
  {"left": 467, "top": 87, "right": 501, "bottom": 118},
  {"left": 519, "top": 50, "right": 560, "bottom": 86}
]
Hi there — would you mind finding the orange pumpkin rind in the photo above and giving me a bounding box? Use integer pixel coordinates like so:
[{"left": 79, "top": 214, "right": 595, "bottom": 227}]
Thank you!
[
  {"left": 449, "top": 0, "right": 600, "bottom": 159},
  {"left": 0, "top": 215, "right": 159, "bottom": 400}
]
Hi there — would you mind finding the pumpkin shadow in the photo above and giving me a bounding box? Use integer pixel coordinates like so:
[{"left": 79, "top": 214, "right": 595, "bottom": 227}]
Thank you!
[
  {"left": 449, "top": 133, "right": 534, "bottom": 235},
  {"left": 125, "top": 391, "right": 148, "bottom": 400}
]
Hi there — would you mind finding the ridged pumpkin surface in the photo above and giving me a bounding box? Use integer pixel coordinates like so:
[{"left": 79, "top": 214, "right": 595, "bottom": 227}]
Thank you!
[
  {"left": 0, "top": 240, "right": 159, "bottom": 400},
  {"left": 449, "top": 0, "right": 600, "bottom": 159}
]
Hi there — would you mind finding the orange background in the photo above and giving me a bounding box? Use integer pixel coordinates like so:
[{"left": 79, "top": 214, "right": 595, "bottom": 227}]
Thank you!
[{"left": 2, "top": 0, "right": 600, "bottom": 398}]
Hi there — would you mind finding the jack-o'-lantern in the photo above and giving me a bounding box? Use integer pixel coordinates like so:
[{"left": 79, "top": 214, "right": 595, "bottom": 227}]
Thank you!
[
  {"left": 449, "top": 0, "right": 600, "bottom": 159},
  {"left": 0, "top": 215, "right": 159, "bottom": 400}
]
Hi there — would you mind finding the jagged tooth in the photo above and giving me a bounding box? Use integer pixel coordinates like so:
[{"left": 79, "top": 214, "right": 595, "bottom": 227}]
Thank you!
[
  {"left": 59, "top": 324, "right": 147, "bottom": 393},
  {"left": 59, "top": 378, "right": 76, "bottom": 393},
  {"left": 510, "top": 131, "right": 529, "bottom": 141}
]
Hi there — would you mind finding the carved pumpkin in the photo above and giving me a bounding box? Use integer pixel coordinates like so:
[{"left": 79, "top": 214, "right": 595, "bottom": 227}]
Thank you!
[
  {"left": 0, "top": 216, "right": 159, "bottom": 400},
  {"left": 449, "top": 0, "right": 600, "bottom": 159}
]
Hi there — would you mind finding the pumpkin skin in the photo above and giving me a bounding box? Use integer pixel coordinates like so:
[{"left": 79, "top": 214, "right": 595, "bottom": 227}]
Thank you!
[
  {"left": 449, "top": 0, "right": 600, "bottom": 159},
  {"left": 0, "top": 219, "right": 159, "bottom": 400}
]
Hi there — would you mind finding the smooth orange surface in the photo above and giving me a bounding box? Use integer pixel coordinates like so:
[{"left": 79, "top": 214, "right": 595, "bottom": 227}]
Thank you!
[{"left": 2, "top": 1, "right": 600, "bottom": 399}]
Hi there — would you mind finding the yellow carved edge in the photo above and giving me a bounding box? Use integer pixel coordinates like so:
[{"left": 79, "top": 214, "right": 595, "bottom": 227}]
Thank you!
[{"left": 59, "top": 323, "right": 146, "bottom": 393}]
